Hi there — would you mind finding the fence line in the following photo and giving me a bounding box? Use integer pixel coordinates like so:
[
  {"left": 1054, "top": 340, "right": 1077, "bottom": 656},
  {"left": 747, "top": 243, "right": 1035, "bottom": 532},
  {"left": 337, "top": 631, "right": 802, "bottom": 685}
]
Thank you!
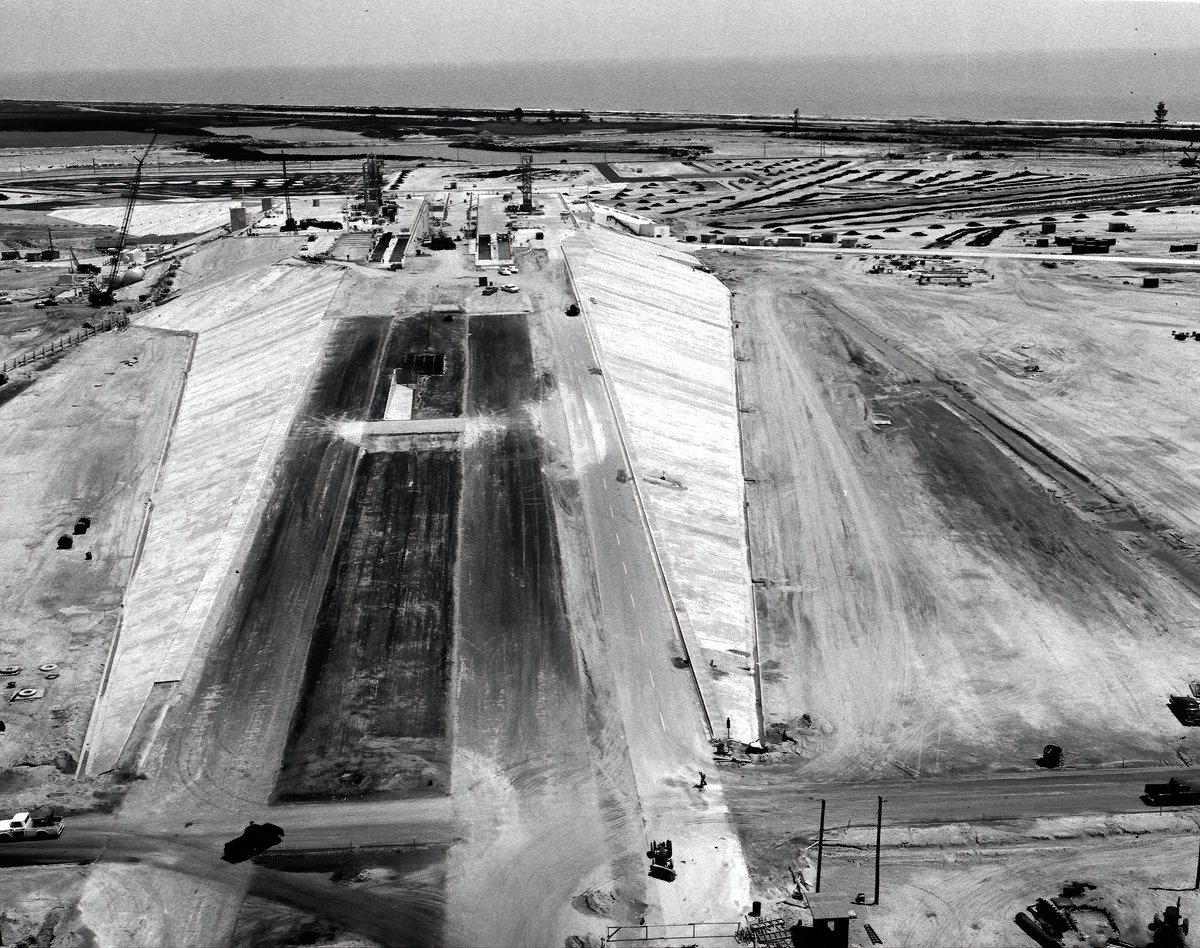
[
  {"left": 605, "top": 921, "right": 743, "bottom": 943},
  {"left": 1, "top": 314, "right": 130, "bottom": 374}
]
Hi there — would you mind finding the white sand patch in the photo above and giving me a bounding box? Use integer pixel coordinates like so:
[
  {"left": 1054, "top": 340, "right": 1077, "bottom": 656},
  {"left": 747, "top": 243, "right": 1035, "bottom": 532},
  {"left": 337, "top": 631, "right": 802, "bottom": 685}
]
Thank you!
[
  {"left": 81, "top": 263, "right": 344, "bottom": 774},
  {"left": 564, "top": 226, "right": 757, "bottom": 741},
  {"left": 50, "top": 200, "right": 235, "bottom": 236}
]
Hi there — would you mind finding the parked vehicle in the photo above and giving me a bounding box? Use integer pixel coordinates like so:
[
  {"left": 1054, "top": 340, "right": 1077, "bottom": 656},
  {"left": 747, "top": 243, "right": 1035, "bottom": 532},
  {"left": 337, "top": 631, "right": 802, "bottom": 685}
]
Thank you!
[
  {"left": 221, "top": 821, "right": 284, "bottom": 863},
  {"left": 1144, "top": 777, "right": 1200, "bottom": 806},
  {"left": 500, "top": 284, "right": 519, "bottom": 293},
  {"left": 0, "top": 808, "right": 65, "bottom": 841},
  {"left": 646, "top": 838, "right": 676, "bottom": 882},
  {"left": 482, "top": 286, "right": 499, "bottom": 296}
]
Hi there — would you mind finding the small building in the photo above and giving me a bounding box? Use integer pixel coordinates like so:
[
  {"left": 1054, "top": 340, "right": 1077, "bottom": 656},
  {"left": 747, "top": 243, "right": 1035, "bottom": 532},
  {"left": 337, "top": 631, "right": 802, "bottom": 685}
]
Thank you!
[
  {"left": 838, "top": 236, "right": 859, "bottom": 248},
  {"left": 1070, "top": 238, "right": 1112, "bottom": 255},
  {"left": 635, "top": 220, "right": 670, "bottom": 238},
  {"left": 1108, "top": 221, "right": 1133, "bottom": 232},
  {"left": 260, "top": 197, "right": 274, "bottom": 212},
  {"left": 815, "top": 232, "right": 839, "bottom": 244},
  {"left": 229, "top": 206, "right": 248, "bottom": 230},
  {"left": 1041, "top": 221, "right": 1057, "bottom": 234},
  {"left": 24, "top": 251, "right": 41, "bottom": 262},
  {"left": 804, "top": 892, "right": 855, "bottom": 948}
]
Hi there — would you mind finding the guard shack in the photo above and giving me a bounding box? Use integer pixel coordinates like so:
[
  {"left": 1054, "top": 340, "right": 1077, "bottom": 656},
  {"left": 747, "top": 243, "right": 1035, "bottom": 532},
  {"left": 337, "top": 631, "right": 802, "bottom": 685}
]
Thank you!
[{"left": 803, "top": 892, "right": 854, "bottom": 948}]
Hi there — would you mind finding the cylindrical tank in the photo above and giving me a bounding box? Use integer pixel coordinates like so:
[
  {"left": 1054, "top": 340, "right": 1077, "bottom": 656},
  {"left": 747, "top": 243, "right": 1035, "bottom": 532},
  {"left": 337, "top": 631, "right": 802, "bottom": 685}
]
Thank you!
[{"left": 120, "top": 266, "right": 145, "bottom": 286}]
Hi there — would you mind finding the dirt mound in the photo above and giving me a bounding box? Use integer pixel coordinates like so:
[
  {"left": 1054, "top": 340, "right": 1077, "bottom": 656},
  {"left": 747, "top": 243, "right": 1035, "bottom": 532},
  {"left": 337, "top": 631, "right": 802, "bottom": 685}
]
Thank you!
[{"left": 571, "top": 886, "right": 619, "bottom": 918}]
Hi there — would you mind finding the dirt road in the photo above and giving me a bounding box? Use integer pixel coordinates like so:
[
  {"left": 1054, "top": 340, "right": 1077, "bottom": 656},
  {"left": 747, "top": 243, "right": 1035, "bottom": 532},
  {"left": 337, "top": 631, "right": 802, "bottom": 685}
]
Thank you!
[{"left": 447, "top": 312, "right": 616, "bottom": 947}]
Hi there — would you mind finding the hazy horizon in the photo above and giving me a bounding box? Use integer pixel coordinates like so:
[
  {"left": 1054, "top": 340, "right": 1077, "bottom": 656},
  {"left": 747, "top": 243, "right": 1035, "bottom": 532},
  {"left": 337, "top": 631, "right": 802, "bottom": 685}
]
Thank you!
[
  {"left": 2, "top": 0, "right": 1198, "bottom": 75},
  {"left": 3, "top": 47, "right": 1199, "bottom": 124}
]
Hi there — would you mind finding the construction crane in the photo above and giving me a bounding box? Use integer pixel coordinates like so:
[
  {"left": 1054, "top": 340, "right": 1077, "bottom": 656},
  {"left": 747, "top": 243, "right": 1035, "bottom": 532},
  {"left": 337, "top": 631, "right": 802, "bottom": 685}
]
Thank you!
[
  {"left": 90, "top": 133, "right": 156, "bottom": 307},
  {"left": 280, "top": 157, "right": 298, "bottom": 231}
]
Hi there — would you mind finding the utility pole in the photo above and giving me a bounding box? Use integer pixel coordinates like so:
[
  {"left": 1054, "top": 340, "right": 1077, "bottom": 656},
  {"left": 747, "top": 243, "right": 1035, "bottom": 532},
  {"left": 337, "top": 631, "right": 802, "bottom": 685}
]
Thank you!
[
  {"left": 816, "top": 799, "right": 826, "bottom": 893},
  {"left": 1193, "top": 836, "right": 1200, "bottom": 890},
  {"left": 874, "top": 796, "right": 885, "bottom": 905}
]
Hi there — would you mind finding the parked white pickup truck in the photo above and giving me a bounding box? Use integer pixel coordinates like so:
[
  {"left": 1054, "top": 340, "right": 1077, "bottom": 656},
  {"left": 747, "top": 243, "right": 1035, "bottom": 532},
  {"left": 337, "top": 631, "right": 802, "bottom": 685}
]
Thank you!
[{"left": 0, "top": 809, "right": 65, "bottom": 841}]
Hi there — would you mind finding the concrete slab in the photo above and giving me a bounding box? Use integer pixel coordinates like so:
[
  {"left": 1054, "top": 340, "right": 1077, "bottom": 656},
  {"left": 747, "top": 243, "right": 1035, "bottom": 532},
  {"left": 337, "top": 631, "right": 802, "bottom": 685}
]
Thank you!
[
  {"left": 51, "top": 201, "right": 235, "bottom": 236},
  {"left": 80, "top": 262, "right": 344, "bottom": 775},
  {"left": 563, "top": 225, "right": 758, "bottom": 741}
]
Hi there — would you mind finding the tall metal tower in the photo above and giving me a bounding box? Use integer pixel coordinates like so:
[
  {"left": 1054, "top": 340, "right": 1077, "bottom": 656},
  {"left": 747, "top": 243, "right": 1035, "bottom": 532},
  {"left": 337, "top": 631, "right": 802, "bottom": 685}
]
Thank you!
[
  {"left": 519, "top": 152, "right": 535, "bottom": 213},
  {"left": 362, "top": 155, "right": 383, "bottom": 213},
  {"left": 280, "top": 157, "right": 297, "bottom": 231}
]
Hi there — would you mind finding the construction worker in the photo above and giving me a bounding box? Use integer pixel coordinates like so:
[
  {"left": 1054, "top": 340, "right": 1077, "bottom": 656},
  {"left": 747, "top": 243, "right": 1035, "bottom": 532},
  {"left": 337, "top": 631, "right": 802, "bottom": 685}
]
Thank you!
[{"left": 698, "top": 772, "right": 707, "bottom": 790}]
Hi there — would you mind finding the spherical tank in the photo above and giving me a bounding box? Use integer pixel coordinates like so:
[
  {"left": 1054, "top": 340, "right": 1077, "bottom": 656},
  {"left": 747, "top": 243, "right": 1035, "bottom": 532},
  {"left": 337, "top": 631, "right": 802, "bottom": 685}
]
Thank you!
[{"left": 121, "top": 266, "right": 146, "bottom": 286}]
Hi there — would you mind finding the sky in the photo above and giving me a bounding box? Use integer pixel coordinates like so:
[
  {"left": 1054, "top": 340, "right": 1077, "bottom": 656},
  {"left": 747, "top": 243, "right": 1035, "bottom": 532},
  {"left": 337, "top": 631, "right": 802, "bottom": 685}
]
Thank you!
[{"left": 0, "top": 0, "right": 1198, "bottom": 74}]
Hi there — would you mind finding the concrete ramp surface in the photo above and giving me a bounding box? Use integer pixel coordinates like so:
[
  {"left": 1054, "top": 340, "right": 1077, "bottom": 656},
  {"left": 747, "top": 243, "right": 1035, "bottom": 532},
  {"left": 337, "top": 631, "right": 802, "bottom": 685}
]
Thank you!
[
  {"left": 563, "top": 226, "right": 758, "bottom": 741},
  {"left": 81, "top": 263, "right": 344, "bottom": 774}
]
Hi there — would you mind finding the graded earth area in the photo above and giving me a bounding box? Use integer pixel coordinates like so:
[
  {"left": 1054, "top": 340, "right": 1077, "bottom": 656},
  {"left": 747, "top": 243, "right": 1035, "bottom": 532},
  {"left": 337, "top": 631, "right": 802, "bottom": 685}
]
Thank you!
[
  {"left": 3, "top": 108, "right": 1200, "bottom": 948},
  {"left": 714, "top": 251, "right": 1200, "bottom": 780}
]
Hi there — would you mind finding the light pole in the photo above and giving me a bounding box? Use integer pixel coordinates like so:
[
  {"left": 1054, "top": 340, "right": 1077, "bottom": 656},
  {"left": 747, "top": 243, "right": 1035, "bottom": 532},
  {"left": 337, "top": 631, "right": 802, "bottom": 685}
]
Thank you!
[
  {"left": 874, "top": 796, "right": 885, "bottom": 905},
  {"left": 816, "top": 799, "right": 826, "bottom": 893}
]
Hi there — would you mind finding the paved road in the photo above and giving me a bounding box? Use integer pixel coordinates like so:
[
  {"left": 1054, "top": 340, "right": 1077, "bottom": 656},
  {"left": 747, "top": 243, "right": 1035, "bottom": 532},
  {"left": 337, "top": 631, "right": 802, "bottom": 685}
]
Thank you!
[
  {"left": 731, "top": 764, "right": 1200, "bottom": 832},
  {"left": 0, "top": 824, "right": 445, "bottom": 946}
]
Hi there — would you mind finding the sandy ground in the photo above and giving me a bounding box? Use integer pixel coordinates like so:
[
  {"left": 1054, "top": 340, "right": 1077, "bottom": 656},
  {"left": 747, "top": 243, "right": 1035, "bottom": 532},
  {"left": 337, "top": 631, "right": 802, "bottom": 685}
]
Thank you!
[
  {"left": 0, "top": 327, "right": 191, "bottom": 800},
  {"left": 713, "top": 253, "right": 1200, "bottom": 781},
  {"left": 786, "top": 253, "right": 1200, "bottom": 548},
  {"left": 821, "top": 817, "right": 1200, "bottom": 947},
  {"left": 0, "top": 864, "right": 92, "bottom": 944}
]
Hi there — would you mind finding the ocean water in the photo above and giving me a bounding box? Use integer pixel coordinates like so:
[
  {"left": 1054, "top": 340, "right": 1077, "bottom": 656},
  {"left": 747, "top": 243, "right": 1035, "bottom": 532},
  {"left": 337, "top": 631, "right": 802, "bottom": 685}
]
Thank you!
[{"left": 4, "top": 50, "right": 1200, "bottom": 123}]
